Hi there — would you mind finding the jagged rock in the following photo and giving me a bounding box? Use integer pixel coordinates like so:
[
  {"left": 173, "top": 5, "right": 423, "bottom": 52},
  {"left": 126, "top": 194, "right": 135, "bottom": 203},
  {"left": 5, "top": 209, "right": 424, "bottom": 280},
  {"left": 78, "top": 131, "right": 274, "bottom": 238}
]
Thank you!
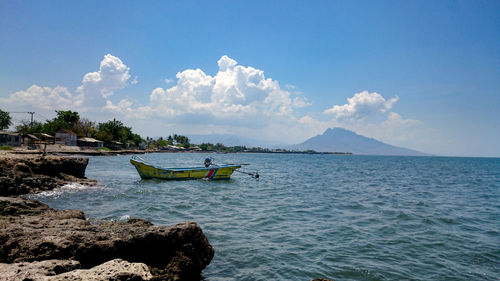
[
  {"left": 0, "top": 197, "right": 214, "bottom": 280},
  {"left": 0, "top": 155, "right": 96, "bottom": 196},
  {"left": 52, "top": 259, "right": 153, "bottom": 281},
  {"left": 0, "top": 259, "right": 80, "bottom": 281},
  {"left": 0, "top": 259, "right": 153, "bottom": 281}
]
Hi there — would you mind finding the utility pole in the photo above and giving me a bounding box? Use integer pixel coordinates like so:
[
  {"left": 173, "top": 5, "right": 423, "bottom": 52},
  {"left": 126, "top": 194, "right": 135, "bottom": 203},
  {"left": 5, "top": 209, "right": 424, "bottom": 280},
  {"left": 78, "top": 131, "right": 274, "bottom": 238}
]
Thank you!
[
  {"left": 27, "top": 112, "right": 34, "bottom": 126},
  {"left": 9, "top": 111, "right": 35, "bottom": 126}
]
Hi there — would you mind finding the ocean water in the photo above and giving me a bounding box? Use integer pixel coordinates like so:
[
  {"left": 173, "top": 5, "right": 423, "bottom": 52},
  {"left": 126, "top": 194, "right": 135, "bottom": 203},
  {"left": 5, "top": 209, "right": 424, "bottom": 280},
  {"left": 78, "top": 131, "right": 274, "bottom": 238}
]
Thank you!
[{"left": 29, "top": 153, "right": 500, "bottom": 280}]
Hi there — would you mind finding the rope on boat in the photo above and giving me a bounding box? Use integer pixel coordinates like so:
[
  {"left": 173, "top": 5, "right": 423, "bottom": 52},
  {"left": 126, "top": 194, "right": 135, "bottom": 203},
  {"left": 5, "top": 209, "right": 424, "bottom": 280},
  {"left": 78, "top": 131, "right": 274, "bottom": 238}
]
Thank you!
[
  {"left": 207, "top": 157, "right": 259, "bottom": 179},
  {"left": 234, "top": 169, "right": 260, "bottom": 179},
  {"left": 133, "top": 155, "right": 150, "bottom": 164}
]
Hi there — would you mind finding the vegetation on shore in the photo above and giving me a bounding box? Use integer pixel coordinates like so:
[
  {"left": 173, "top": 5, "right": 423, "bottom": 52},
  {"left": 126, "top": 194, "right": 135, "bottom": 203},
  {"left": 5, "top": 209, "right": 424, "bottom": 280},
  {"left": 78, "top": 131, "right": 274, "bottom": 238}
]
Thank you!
[
  {"left": 14, "top": 110, "right": 143, "bottom": 147},
  {"left": 3, "top": 109, "right": 344, "bottom": 154},
  {"left": 0, "top": 109, "right": 12, "bottom": 130}
]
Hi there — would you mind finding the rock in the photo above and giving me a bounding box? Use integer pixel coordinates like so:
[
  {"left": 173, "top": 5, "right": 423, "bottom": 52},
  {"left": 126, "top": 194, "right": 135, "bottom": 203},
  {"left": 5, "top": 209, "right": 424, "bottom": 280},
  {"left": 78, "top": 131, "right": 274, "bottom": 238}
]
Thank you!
[
  {"left": 0, "top": 155, "right": 96, "bottom": 196},
  {"left": 51, "top": 259, "right": 153, "bottom": 281},
  {"left": 0, "top": 259, "right": 152, "bottom": 281},
  {"left": 0, "top": 259, "right": 80, "bottom": 281},
  {"left": 0, "top": 197, "right": 214, "bottom": 280}
]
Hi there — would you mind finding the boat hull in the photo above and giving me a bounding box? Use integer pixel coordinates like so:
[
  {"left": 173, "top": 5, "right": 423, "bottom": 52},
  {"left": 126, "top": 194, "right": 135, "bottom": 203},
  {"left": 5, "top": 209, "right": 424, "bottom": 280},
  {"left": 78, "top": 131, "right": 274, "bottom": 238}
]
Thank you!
[{"left": 130, "top": 158, "right": 241, "bottom": 180}]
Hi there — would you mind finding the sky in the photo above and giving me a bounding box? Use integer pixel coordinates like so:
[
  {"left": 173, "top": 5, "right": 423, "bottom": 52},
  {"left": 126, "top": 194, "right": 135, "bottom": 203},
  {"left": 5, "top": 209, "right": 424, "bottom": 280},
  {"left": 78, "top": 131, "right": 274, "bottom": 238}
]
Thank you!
[{"left": 1, "top": 0, "right": 499, "bottom": 157}]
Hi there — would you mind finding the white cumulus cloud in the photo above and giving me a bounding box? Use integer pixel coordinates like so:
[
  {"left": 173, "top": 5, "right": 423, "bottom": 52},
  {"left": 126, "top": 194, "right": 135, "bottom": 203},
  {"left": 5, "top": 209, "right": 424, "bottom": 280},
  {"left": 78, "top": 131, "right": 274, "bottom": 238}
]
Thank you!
[
  {"left": 324, "top": 91, "right": 399, "bottom": 120},
  {"left": 1, "top": 54, "right": 132, "bottom": 113},
  {"left": 1, "top": 53, "right": 425, "bottom": 148},
  {"left": 77, "top": 54, "right": 131, "bottom": 103},
  {"left": 0, "top": 85, "right": 83, "bottom": 111},
  {"left": 108, "top": 55, "right": 309, "bottom": 131}
]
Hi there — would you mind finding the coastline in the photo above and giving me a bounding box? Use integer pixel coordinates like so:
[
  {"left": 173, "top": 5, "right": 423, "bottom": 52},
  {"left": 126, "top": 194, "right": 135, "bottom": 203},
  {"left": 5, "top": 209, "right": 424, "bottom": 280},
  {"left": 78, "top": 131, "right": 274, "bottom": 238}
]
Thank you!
[
  {"left": 2, "top": 145, "right": 352, "bottom": 157},
  {"left": 0, "top": 152, "right": 215, "bottom": 280}
]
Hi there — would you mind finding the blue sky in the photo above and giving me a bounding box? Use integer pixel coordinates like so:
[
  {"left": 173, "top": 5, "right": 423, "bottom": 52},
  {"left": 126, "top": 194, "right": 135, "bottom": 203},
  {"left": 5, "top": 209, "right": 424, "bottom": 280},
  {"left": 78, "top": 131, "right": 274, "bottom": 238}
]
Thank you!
[{"left": 1, "top": 0, "right": 499, "bottom": 156}]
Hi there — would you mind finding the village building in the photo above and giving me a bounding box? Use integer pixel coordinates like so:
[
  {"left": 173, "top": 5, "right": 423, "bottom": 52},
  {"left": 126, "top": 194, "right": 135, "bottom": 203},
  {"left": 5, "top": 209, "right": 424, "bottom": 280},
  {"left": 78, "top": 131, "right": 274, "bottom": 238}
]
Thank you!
[
  {"left": 0, "top": 131, "right": 22, "bottom": 147},
  {"left": 105, "top": 141, "right": 123, "bottom": 150},
  {"left": 55, "top": 130, "right": 77, "bottom": 146},
  {"left": 35, "top": 133, "right": 55, "bottom": 144},
  {"left": 77, "top": 137, "right": 103, "bottom": 148},
  {"left": 22, "top": 134, "right": 40, "bottom": 148}
]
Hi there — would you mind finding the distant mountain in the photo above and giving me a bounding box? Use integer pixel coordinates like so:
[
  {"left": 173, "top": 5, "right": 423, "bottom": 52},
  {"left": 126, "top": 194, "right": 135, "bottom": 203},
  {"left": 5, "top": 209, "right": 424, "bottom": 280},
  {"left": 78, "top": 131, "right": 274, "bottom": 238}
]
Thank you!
[{"left": 291, "top": 128, "right": 428, "bottom": 156}]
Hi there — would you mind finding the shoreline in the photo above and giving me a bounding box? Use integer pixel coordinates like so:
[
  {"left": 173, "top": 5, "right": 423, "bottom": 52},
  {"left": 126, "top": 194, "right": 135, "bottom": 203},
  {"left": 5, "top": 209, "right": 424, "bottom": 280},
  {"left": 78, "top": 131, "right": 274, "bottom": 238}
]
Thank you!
[
  {"left": 0, "top": 153, "right": 215, "bottom": 280},
  {"left": 2, "top": 147, "right": 352, "bottom": 157}
]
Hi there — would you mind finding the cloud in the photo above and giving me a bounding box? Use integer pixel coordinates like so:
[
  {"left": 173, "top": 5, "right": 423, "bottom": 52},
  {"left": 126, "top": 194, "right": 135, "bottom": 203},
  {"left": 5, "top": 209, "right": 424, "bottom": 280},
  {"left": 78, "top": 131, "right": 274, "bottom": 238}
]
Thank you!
[
  {"left": 0, "top": 85, "right": 83, "bottom": 111},
  {"left": 1, "top": 53, "right": 423, "bottom": 148},
  {"left": 76, "top": 54, "right": 131, "bottom": 103},
  {"left": 293, "top": 96, "right": 311, "bottom": 108},
  {"left": 1, "top": 54, "right": 132, "bottom": 112},
  {"left": 324, "top": 91, "right": 399, "bottom": 120},
  {"left": 109, "top": 55, "right": 308, "bottom": 129}
]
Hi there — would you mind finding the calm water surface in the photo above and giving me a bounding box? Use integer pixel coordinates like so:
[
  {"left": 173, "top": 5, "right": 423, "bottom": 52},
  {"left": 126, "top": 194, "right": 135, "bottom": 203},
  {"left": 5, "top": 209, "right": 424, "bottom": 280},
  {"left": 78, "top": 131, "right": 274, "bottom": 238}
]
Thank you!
[{"left": 30, "top": 153, "right": 500, "bottom": 280}]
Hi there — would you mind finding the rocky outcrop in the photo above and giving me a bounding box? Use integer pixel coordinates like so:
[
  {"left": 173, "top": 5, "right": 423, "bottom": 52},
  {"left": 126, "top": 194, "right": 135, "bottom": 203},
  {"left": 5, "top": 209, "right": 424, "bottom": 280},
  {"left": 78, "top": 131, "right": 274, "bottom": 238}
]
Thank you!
[
  {"left": 0, "top": 155, "right": 96, "bottom": 196},
  {"left": 0, "top": 196, "right": 214, "bottom": 280},
  {"left": 0, "top": 259, "right": 153, "bottom": 281},
  {"left": 0, "top": 154, "right": 215, "bottom": 280}
]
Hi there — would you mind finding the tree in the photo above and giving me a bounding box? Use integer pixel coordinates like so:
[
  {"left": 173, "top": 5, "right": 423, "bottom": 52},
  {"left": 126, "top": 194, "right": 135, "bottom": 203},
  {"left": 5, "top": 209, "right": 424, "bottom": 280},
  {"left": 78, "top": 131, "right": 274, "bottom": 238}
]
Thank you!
[
  {"left": 16, "top": 120, "right": 44, "bottom": 134},
  {"left": 95, "top": 118, "right": 144, "bottom": 147},
  {"left": 55, "top": 110, "right": 80, "bottom": 128},
  {"left": 73, "top": 118, "right": 95, "bottom": 137},
  {"left": 42, "top": 110, "right": 81, "bottom": 135},
  {"left": 0, "top": 109, "right": 12, "bottom": 130}
]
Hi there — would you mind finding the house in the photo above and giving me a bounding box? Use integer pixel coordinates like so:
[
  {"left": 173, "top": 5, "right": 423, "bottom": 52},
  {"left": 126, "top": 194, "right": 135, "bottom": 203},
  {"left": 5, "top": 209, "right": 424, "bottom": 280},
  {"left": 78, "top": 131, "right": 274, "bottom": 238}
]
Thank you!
[
  {"left": 35, "top": 133, "right": 55, "bottom": 144},
  {"left": 55, "top": 130, "right": 77, "bottom": 146},
  {"left": 105, "top": 141, "right": 123, "bottom": 150},
  {"left": 0, "top": 131, "right": 22, "bottom": 147},
  {"left": 22, "top": 134, "right": 40, "bottom": 147},
  {"left": 77, "top": 137, "right": 103, "bottom": 148}
]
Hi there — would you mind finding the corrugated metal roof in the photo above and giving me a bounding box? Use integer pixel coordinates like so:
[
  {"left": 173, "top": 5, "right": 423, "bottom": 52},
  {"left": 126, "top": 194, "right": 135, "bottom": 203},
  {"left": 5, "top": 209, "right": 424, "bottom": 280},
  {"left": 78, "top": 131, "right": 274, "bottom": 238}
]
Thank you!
[{"left": 78, "top": 137, "right": 103, "bottom": 143}]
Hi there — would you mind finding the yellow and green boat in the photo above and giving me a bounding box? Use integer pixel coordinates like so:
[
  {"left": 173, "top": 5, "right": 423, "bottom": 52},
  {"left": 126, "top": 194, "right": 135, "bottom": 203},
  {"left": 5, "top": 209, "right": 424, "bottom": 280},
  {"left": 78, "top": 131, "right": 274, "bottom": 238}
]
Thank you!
[{"left": 130, "top": 156, "right": 241, "bottom": 180}]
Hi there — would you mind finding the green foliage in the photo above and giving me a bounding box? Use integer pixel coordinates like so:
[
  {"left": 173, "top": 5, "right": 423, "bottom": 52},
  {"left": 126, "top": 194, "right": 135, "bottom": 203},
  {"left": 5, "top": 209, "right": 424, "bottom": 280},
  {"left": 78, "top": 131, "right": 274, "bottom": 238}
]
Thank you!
[
  {"left": 55, "top": 110, "right": 80, "bottom": 127},
  {"left": 0, "top": 109, "right": 12, "bottom": 130},
  {"left": 12, "top": 110, "right": 143, "bottom": 149},
  {"left": 95, "top": 118, "right": 144, "bottom": 147},
  {"left": 99, "top": 147, "right": 111, "bottom": 151},
  {"left": 0, "top": 145, "right": 13, "bottom": 150},
  {"left": 15, "top": 121, "right": 44, "bottom": 134},
  {"left": 199, "top": 142, "right": 249, "bottom": 153},
  {"left": 37, "top": 110, "right": 81, "bottom": 135},
  {"left": 172, "top": 134, "right": 190, "bottom": 146},
  {"left": 146, "top": 134, "right": 191, "bottom": 149},
  {"left": 72, "top": 118, "right": 95, "bottom": 137}
]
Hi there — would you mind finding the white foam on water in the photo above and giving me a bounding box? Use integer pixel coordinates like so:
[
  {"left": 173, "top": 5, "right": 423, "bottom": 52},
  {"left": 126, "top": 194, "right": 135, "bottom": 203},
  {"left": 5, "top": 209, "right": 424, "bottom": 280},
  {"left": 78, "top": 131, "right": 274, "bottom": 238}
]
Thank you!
[
  {"left": 119, "top": 215, "right": 131, "bottom": 221},
  {"left": 34, "top": 182, "right": 103, "bottom": 198}
]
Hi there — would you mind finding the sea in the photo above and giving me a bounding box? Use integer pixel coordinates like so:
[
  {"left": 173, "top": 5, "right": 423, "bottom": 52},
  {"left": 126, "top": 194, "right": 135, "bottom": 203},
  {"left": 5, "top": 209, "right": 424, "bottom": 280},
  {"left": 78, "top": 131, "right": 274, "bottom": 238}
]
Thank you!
[{"left": 28, "top": 153, "right": 500, "bottom": 281}]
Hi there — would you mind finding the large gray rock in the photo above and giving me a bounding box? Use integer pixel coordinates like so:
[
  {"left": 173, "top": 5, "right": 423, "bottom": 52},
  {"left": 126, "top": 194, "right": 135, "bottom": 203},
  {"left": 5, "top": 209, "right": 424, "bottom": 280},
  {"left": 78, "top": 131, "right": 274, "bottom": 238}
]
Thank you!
[
  {"left": 0, "top": 155, "right": 96, "bottom": 196},
  {"left": 0, "top": 197, "right": 214, "bottom": 280}
]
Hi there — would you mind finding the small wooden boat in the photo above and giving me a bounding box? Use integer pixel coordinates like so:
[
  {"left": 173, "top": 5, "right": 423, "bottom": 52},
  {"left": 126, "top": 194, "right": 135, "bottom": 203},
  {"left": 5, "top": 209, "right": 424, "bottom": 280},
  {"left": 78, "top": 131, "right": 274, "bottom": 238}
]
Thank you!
[{"left": 130, "top": 156, "right": 241, "bottom": 180}]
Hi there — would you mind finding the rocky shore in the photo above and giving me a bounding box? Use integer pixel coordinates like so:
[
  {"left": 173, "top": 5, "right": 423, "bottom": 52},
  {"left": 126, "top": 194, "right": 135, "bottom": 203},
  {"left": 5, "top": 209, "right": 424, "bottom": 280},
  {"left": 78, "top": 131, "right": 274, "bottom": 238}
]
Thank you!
[
  {"left": 0, "top": 153, "right": 214, "bottom": 280},
  {"left": 0, "top": 154, "right": 96, "bottom": 196}
]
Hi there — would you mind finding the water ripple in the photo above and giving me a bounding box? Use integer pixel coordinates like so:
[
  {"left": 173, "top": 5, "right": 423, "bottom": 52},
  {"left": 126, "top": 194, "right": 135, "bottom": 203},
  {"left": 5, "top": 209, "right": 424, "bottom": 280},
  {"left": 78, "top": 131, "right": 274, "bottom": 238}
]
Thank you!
[{"left": 32, "top": 154, "right": 500, "bottom": 281}]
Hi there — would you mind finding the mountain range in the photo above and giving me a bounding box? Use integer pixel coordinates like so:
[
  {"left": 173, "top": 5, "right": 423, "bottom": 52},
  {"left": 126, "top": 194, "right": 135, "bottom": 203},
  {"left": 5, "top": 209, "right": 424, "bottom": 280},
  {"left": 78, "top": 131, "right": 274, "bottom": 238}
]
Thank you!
[
  {"left": 189, "top": 127, "right": 428, "bottom": 156},
  {"left": 290, "top": 127, "right": 428, "bottom": 156}
]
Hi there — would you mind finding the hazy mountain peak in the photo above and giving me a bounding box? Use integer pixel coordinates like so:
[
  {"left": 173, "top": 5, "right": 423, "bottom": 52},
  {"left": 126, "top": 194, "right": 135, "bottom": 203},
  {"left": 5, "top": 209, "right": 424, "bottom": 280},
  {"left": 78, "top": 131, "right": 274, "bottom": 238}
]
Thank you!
[{"left": 293, "top": 127, "right": 428, "bottom": 156}]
